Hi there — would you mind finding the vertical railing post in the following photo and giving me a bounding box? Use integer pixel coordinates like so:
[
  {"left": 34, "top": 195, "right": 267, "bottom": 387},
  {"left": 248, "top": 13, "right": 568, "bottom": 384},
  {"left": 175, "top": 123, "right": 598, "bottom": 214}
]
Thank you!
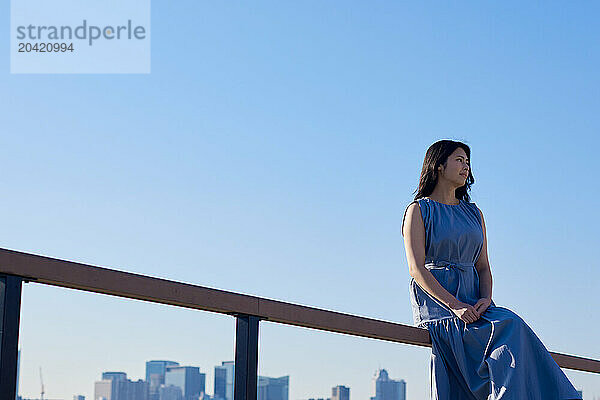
[
  {"left": 233, "top": 314, "right": 260, "bottom": 400},
  {"left": 0, "top": 274, "right": 22, "bottom": 400}
]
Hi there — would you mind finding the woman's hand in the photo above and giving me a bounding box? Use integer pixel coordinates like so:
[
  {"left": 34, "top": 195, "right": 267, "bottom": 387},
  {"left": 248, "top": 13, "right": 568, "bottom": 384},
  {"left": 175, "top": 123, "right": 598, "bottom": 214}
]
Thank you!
[
  {"left": 473, "top": 297, "right": 492, "bottom": 317},
  {"left": 450, "top": 301, "right": 480, "bottom": 324}
]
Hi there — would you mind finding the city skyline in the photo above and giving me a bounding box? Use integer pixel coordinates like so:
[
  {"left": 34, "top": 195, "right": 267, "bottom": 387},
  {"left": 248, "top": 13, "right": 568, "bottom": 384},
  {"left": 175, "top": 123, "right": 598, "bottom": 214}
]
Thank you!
[
  {"left": 18, "top": 353, "right": 417, "bottom": 400},
  {"left": 16, "top": 352, "right": 588, "bottom": 400}
]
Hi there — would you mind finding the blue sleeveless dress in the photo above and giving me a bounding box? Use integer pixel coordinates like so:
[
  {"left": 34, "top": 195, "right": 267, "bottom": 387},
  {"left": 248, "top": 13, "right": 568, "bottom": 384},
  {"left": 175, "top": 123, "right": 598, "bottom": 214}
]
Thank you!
[{"left": 404, "top": 197, "right": 582, "bottom": 400}]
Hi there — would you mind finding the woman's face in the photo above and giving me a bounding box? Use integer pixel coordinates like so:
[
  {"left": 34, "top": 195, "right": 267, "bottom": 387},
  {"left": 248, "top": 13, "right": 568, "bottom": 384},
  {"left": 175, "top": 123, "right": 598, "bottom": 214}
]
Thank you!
[{"left": 440, "top": 147, "right": 470, "bottom": 186}]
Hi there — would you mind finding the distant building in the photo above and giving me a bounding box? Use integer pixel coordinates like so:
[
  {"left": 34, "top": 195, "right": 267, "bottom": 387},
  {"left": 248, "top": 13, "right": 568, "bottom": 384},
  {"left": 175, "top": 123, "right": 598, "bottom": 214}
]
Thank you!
[
  {"left": 95, "top": 371, "right": 149, "bottom": 400},
  {"left": 158, "top": 384, "right": 183, "bottom": 400},
  {"left": 95, "top": 379, "right": 114, "bottom": 400},
  {"left": 198, "top": 392, "right": 213, "bottom": 400},
  {"left": 165, "top": 366, "right": 205, "bottom": 400},
  {"left": 214, "top": 367, "right": 226, "bottom": 400},
  {"left": 331, "top": 385, "right": 349, "bottom": 400},
  {"left": 370, "top": 369, "right": 406, "bottom": 400},
  {"left": 146, "top": 361, "right": 180, "bottom": 400},
  {"left": 125, "top": 379, "right": 150, "bottom": 400},
  {"left": 257, "top": 375, "right": 289, "bottom": 400},
  {"left": 304, "top": 384, "right": 347, "bottom": 400},
  {"left": 214, "top": 361, "right": 234, "bottom": 400},
  {"left": 103, "top": 372, "right": 128, "bottom": 382}
]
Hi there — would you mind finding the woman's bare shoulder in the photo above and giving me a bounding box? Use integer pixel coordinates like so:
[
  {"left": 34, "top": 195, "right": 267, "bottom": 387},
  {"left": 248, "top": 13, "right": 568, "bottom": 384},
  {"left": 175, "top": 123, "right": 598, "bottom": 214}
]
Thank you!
[
  {"left": 402, "top": 200, "right": 423, "bottom": 236},
  {"left": 404, "top": 200, "right": 422, "bottom": 220}
]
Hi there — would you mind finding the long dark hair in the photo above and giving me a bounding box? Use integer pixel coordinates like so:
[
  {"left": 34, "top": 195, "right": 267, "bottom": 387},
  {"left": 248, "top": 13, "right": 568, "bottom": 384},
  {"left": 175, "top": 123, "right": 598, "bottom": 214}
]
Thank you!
[
  {"left": 401, "top": 140, "right": 475, "bottom": 235},
  {"left": 413, "top": 139, "right": 474, "bottom": 201}
]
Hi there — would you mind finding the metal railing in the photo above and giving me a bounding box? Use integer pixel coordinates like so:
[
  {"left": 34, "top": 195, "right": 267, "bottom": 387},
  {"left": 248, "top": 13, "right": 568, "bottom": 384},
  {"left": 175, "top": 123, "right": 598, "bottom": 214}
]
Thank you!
[{"left": 1, "top": 247, "right": 598, "bottom": 400}]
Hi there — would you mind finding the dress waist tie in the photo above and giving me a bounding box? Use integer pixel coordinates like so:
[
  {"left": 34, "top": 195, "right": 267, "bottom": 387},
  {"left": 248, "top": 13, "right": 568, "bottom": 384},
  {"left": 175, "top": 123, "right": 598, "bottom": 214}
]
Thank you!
[{"left": 424, "top": 260, "right": 475, "bottom": 272}]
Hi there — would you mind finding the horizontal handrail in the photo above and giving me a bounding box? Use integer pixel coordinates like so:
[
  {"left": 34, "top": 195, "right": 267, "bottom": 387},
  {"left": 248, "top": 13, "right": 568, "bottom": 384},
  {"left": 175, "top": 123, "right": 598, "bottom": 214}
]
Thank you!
[{"left": 0, "top": 247, "right": 598, "bottom": 374}]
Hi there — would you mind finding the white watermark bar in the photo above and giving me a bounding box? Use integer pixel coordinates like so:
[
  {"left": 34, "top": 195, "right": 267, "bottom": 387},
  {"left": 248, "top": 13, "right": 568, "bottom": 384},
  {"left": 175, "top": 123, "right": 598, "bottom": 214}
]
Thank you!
[{"left": 10, "top": 0, "right": 150, "bottom": 73}]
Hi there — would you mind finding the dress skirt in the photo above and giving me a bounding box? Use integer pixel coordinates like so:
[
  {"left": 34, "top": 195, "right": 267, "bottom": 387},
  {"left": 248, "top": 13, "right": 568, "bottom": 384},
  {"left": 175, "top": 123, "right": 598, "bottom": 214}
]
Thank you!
[{"left": 422, "top": 306, "right": 583, "bottom": 400}]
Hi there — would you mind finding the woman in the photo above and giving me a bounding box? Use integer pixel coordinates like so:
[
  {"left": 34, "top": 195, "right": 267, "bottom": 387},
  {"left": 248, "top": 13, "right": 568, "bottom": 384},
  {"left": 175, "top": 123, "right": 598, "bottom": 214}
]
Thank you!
[{"left": 401, "top": 140, "right": 581, "bottom": 400}]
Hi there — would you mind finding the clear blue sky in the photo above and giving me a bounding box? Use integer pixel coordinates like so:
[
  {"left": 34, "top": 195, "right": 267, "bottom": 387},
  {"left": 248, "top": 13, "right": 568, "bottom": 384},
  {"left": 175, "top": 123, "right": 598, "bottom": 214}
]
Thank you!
[{"left": 3, "top": 2, "right": 599, "bottom": 400}]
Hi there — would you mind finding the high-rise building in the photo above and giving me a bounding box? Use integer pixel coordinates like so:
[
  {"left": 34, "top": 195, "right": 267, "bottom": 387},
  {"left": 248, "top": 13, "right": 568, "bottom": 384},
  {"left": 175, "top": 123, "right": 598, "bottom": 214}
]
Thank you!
[
  {"left": 95, "top": 379, "right": 114, "bottom": 400},
  {"left": 198, "top": 392, "right": 213, "bottom": 400},
  {"left": 370, "top": 369, "right": 406, "bottom": 400},
  {"left": 214, "top": 367, "right": 226, "bottom": 400},
  {"left": 95, "top": 372, "right": 149, "bottom": 400},
  {"left": 103, "top": 372, "right": 127, "bottom": 382},
  {"left": 158, "top": 384, "right": 183, "bottom": 400},
  {"left": 331, "top": 385, "right": 349, "bottom": 400},
  {"left": 123, "top": 379, "right": 149, "bottom": 400},
  {"left": 165, "top": 366, "right": 206, "bottom": 400},
  {"left": 214, "top": 361, "right": 234, "bottom": 400},
  {"left": 146, "top": 361, "right": 180, "bottom": 400},
  {"left": 257, "top": 376, "right": 289, "bottom": 400}
]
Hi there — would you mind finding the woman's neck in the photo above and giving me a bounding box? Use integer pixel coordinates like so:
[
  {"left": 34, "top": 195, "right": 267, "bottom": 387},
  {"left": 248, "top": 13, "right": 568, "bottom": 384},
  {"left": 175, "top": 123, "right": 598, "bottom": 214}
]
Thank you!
[{"left": 426, "top": 189, "right": 459, "bottom": 205}]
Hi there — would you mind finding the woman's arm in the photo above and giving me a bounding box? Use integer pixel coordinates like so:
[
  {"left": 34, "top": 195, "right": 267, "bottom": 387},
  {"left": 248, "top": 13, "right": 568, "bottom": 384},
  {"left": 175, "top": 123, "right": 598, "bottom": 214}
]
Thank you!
[
  {"left": 475, "top": 207, "right": 493, "bottom": 301},
  {"left": 403, "top": 202, "right": 464, "bottom": 310}
]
